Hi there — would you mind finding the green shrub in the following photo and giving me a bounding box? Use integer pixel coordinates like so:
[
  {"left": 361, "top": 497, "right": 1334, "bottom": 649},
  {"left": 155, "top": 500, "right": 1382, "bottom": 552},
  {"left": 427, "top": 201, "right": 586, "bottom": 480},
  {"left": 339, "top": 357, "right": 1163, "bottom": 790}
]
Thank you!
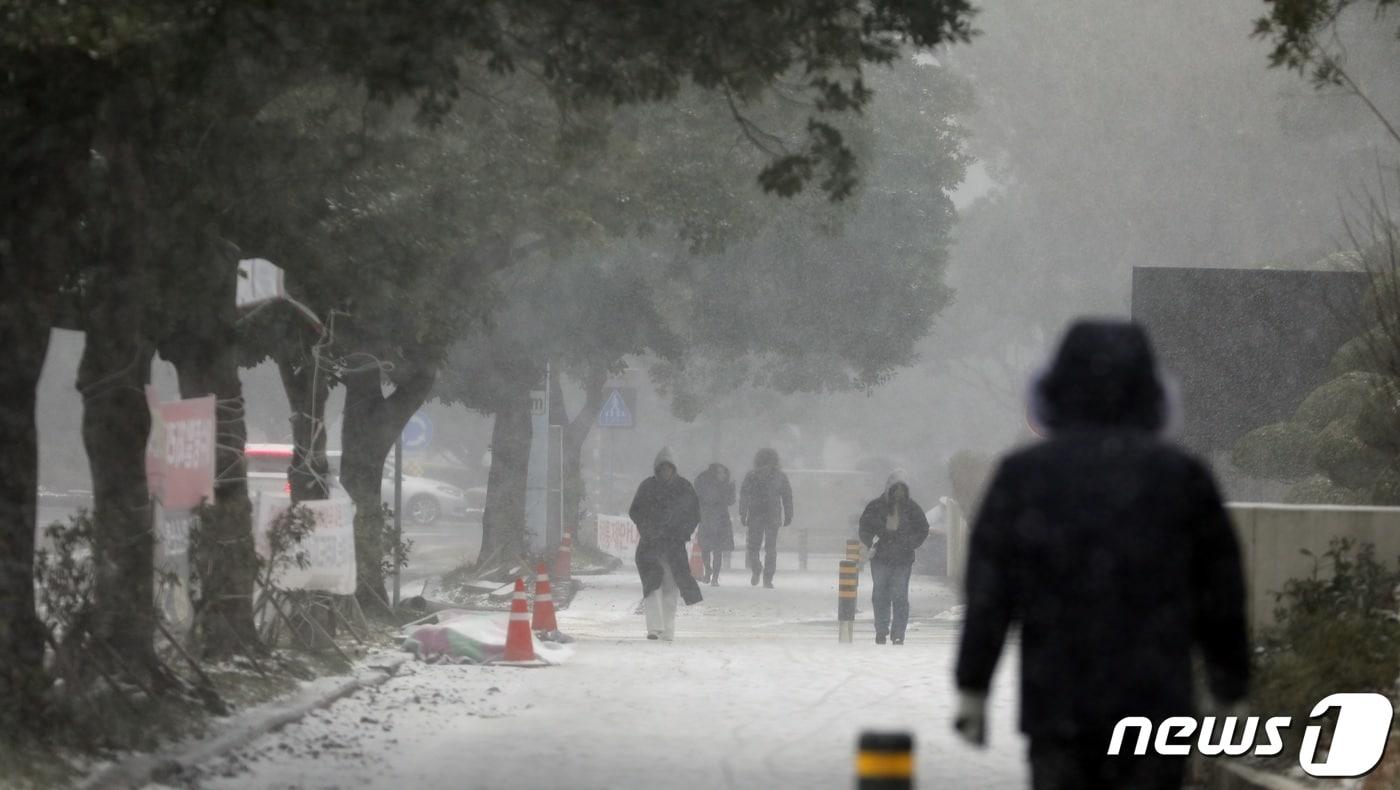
[
  {"left": 1356, "top": 379, "right": 1400, "bottom": 455},
  {"left": 1370, "top": 467, "right": 1400, "bottom": 506},
  {"left": 1283, "top": 475, "right": 1369, "bottom": 505},
  {"left": 1232, "top": 422, "right": 1319, "bottom": 479},
  {"left": 1314, "top": 417, "right": 1392, "bottom": 490},
  {"left": 33, "top": 512, "right": 97, "bottom": 638},
  {"left": 1294, "top": 372, "right": 1386, "bottom": 430},
  {"left": 1252, "top": 539, "right": 1400, "bottom": 757},
  {"left": 1330, "top": 328, "right": 1397, "bottom": 376}
]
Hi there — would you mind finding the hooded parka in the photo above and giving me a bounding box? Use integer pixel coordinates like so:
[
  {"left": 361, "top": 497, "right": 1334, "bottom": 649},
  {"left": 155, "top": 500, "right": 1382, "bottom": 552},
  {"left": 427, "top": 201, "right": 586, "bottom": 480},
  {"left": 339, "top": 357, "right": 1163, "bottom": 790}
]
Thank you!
[
  {"left": 628, "top": 448, "right": 703, "bottom": 604},
  {"left": 739, "top": 448, "right": 793, "bottom": 529},
  {"left": 694, "top": 463, "right": 736, "bottom": 552},
  {"left": 955, "top": 321, "right": 1248, "bottom": 742},
  {"left": 858, "top": 471, "right": 930, "bottom": 565}
]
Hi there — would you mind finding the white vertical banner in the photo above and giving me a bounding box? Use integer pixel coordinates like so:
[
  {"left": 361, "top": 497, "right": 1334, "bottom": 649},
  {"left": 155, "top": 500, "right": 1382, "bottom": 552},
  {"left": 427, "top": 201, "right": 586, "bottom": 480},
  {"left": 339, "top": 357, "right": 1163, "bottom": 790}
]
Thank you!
[
  {"left": 253, "top": 493, "right": 358, "bottom": 595},
  {"left": 153, "top": 504, "right": 195, "bottom": 636},
  {"left": 525, "top": 374, "right": 550, "bottom": 554}
]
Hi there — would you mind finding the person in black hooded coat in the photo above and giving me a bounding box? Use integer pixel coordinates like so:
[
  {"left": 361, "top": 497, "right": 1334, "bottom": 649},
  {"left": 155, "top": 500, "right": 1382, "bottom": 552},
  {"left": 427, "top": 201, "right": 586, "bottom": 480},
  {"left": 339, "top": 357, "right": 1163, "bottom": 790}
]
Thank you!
[
  {"left": 628, "top": 448, "right": 702, "bottom": 640},
  {"left": 858, "top": 470, "right": 929, "bottom": 645},
  {"left": 693, "top": 463, "right": 736, "bottom": 585},
  {"left": 740, "top": 448, "right": 793, "bottom": 588},
  {"left": 952, "top": 320, "right": 1248, "bottom": 790}
]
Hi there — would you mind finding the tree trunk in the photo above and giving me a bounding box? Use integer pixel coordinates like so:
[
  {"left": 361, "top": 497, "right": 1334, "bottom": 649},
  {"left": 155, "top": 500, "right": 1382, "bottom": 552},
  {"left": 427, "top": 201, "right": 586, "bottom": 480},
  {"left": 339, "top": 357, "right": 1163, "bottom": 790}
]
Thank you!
[
  {"left": 340, "top": 364, "right": 436, "bottom": 614},
  {"left": 80, "top": 106, "right": 162, "bottom": 677},
  {"left": 480, "top": 388, "right": 532, "bottom": 565},
  {"left": 0, "top": 315, "right": 53, "bottom": 738},
  {"left": 173, "top": 350, "right": 259, "bottom": 657},
  {"left": 274, "top": 330, "right": 332, "bottom": 503},
  {"left": 267, "top": 326, "right": 336, "bottom": 648},
  {"left": 79, "top": 307, "right": 158, "bottom": 671},
  {"left": 0, "top": 75, "right": 100, "bottom": 731},
  {"left": 163, "top": 253, "right": 260, "bottom": 657},
  {"left": 559, "top": 366, "right": 608, "bottom": 543}
]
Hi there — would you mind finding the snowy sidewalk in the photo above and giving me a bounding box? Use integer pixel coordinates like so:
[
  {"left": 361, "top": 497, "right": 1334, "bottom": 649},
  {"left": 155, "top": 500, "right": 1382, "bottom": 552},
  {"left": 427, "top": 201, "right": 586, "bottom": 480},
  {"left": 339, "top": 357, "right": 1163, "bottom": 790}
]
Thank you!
[{"left": 170, "top": 571, "right": 1028, "bottom": 789}]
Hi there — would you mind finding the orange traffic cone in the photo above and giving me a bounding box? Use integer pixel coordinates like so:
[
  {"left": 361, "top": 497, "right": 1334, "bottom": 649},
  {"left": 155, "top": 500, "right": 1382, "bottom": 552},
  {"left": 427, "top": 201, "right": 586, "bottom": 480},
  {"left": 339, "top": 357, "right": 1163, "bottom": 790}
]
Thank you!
[
  {"left": 503, "top": 577, "right": 535, "bottom": 662},
  {"left": 532, "top": 563, "right": 559, "bottom": 633},
  {"left": 553, "top": 530, "right": 573, "bottom": 583},
  {"left": 689, "top": 539, "right": 705, "bottom": 578}
]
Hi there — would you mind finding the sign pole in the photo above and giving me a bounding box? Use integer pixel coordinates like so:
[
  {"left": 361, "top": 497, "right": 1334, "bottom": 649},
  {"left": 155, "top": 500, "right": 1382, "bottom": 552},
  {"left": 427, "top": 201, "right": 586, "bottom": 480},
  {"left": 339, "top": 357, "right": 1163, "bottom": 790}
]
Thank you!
[
  {"left": 557, "top": 428, "right": 565, "bottom": 546},
  {"left": 525, "top": 365, "right": 551, "bottom": 555},
  {"left": 605, "top": 429, "right": 613, "bottom": 514},
  {"left": 596, "top": 385, "right": 636, "bottom": 514},
  {"left": 393, "top": 435, "right": 403, "bottom": 608}
]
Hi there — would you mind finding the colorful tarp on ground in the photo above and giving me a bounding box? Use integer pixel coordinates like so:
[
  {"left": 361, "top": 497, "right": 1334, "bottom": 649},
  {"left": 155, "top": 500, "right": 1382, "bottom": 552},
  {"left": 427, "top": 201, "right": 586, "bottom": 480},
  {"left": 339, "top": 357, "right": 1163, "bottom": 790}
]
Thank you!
[{"left": 400, "top": 610, "right": 575, "bottom": 665}]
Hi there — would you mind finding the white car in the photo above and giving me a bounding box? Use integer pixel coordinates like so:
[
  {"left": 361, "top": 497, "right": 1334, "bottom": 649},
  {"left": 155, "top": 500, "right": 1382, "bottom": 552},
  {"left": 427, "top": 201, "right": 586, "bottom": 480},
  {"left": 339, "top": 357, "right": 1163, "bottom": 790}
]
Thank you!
[
  {"left": 245, "top": 444, "right": 472, "bottom": 526},
  {"left": 378, "top": 471, "right": 472, "bottom": 526}
]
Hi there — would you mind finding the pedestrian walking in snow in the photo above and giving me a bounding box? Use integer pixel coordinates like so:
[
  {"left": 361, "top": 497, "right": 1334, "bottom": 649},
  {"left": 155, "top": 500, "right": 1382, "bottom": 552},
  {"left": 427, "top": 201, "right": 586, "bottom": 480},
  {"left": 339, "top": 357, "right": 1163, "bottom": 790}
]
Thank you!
[
  {"left": 952, "top": 320, "right": 1248, "bottom": 790},
  {"left": 628, "top": 448, "right": 703, "bottom": 640},
  {"left": 739, "top": 448, "right": 793, "bottom": 588},
  {"left": 858, "top": 471, "right": 929, "bottom": 645},
  {"left": 694, "top": 463, "right": 736, "bottom": 586}
]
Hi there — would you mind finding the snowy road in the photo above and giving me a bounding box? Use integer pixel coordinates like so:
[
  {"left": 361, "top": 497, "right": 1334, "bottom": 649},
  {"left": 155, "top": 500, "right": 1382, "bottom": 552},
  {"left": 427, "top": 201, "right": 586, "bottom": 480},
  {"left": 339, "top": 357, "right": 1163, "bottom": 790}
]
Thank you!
[{"left": 171, "top": 569, "right": 1028, "bottom": 789}]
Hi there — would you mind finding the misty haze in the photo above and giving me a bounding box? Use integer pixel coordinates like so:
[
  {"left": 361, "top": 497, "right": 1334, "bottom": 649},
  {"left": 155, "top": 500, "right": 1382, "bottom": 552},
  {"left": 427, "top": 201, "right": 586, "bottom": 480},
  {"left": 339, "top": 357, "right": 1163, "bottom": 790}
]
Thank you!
[{"left": 3, "top": 1, "right": 1400, "bottom": 788}]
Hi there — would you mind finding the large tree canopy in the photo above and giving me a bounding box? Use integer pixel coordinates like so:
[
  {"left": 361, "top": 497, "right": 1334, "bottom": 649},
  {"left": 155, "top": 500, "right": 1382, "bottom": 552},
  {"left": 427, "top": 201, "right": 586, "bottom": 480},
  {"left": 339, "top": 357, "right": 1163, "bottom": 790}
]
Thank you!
[{"left": 0, "top": 0, "right": 980, "bottom": 739}]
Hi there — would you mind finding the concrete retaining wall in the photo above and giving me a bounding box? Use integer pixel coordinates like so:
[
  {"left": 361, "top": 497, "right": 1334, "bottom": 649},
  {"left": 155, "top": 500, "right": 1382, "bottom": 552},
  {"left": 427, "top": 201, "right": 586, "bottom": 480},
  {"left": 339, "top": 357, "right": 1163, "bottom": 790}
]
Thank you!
[
  {"left": 943, "top": 501, "right": 1400, "bottom": 627},
  {"left": 1227, "top": 503, "right": 1400, "bottom": 629}
]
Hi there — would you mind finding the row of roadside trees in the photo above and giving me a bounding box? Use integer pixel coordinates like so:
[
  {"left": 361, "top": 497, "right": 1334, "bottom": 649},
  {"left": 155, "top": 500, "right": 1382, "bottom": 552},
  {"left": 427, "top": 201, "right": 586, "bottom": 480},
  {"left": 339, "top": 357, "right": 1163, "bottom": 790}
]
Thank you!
[{"left": 0, "top": 0, "right": 976, "bottom": 741}]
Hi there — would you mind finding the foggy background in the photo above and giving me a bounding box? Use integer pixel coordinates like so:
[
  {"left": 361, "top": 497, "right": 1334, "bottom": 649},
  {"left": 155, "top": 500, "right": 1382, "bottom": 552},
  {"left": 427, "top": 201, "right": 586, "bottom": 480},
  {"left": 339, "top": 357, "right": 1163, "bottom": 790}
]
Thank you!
[{"left": 32, "top": 0, "right": 1395, "bottom": 512}]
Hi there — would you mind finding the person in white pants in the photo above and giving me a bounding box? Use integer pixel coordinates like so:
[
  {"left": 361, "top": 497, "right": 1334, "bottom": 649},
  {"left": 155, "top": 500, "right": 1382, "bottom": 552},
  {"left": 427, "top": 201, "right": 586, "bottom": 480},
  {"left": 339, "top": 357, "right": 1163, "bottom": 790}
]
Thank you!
[
  {"left": 644, "top": 562, "right": 680, "bottom": 641},
  {"left": 629, "top": 448, "right": 704, "bottom": 641}
]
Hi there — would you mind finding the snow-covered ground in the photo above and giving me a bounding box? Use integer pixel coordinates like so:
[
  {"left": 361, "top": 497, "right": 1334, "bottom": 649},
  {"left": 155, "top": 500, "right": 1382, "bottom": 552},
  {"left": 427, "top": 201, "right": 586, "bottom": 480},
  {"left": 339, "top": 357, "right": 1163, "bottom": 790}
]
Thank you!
[{"left": 168, "top": 567, "right": 1028, "bottom": 789}]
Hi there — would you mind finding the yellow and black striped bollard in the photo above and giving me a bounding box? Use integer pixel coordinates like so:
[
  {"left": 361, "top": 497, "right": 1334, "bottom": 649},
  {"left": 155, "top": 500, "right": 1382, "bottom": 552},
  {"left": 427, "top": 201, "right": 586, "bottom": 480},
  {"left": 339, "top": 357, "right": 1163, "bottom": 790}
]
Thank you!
[
  {"left": 857, "top": 731, "right": 913, "bottom": 789},
  {"left": 838, "top": 559, "right": 858, "bottom": 643},
  {"left": 845, "top": 538, "right": 862, "bottom": 565}
]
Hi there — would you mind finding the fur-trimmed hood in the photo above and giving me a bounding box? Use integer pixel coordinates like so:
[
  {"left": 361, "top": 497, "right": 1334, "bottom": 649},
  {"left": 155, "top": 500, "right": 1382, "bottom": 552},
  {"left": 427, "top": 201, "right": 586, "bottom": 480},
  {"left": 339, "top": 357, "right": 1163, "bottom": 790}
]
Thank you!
[{"left": 1028, "top": 320, "right": 1179, "bottom": 435}]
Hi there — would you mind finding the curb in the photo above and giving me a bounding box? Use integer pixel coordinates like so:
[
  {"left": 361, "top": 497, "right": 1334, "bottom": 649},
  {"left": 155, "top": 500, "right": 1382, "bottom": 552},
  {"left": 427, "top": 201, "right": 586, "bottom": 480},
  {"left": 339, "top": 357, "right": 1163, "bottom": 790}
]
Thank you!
[
  {"left": 76, "top": 654, "right": 409, "bottom": 790},
  {"left": 1199, "top": 759, "right": 1313, "bottom": 790}
]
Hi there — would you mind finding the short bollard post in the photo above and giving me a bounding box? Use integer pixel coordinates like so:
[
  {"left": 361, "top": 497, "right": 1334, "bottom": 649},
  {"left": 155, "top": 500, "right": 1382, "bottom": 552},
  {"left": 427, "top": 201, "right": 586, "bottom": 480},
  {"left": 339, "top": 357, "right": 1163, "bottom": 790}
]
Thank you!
[
  {"left": 856, "top": 731, "right": 914, "bottom": 789},
  {"left": 845, "top": 538, "right": 862, "bottom": 565},
  {"left": 838, "top": 559, "right": 858, "bottom": 643}
]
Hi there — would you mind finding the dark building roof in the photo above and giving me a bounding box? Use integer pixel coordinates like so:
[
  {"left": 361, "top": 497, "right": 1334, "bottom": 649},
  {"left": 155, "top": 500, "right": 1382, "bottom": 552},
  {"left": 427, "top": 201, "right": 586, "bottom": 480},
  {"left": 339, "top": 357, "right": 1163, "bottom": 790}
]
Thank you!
[{"left": 1131, "top": 266, "right": 1367, "bottom": 454}]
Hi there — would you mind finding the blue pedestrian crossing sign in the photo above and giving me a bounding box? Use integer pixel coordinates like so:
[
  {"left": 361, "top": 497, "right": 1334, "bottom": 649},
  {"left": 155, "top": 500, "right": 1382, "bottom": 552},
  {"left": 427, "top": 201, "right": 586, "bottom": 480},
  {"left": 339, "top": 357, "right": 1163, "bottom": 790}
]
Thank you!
[
  {"left": 401, "top": 412, "right": 433, "bottom": 451},
  {"left": 598, "top": 387, "right": 636, "bottom": 429}
]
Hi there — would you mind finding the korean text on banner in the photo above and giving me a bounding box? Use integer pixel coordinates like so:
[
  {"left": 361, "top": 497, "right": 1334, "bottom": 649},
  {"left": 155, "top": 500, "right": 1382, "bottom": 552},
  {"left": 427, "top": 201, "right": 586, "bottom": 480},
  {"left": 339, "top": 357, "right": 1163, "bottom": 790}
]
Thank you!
[
  {"left": 144, "top": 388, "right": 216, "bottom": 510},
  {"left": 254, "top": 494, "right": 358, "bottom": 596},
  {"left": 595, "top": 514, "right": 640, "bottom": 563}
]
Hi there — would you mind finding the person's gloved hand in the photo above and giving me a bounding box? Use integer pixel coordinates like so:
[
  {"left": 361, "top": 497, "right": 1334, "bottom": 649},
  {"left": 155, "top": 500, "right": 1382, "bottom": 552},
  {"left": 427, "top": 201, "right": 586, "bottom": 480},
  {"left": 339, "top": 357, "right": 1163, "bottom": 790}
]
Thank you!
[{"left": 953, "top": 690, "right": 988, "bottom": 747}]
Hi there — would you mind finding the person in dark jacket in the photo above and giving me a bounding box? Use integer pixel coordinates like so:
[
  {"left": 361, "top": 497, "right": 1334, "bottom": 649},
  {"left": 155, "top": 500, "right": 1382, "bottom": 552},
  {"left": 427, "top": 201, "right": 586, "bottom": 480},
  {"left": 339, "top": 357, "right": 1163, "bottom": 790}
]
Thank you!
[
  {"left": 952, "top": 320, "right": 1249, "bottom": 790},
  {"left": 858, "top": 470, "right": 930, "bottom": 645},
  {"left": 693, "top": 463, "right": 736, "bottom": 586},
  {"left": 628, "top": 448, "right": 703, "bottom": 641},
  {"left": 739, "top": 448, "right": 793, "bottom": 588}
]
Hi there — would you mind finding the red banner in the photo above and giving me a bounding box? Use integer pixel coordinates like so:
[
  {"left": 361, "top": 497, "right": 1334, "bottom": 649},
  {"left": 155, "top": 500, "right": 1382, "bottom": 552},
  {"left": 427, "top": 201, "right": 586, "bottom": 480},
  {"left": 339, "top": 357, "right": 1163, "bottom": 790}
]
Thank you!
[{"left": 145, "top": 387, "right": 216, "bottom": 510}]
